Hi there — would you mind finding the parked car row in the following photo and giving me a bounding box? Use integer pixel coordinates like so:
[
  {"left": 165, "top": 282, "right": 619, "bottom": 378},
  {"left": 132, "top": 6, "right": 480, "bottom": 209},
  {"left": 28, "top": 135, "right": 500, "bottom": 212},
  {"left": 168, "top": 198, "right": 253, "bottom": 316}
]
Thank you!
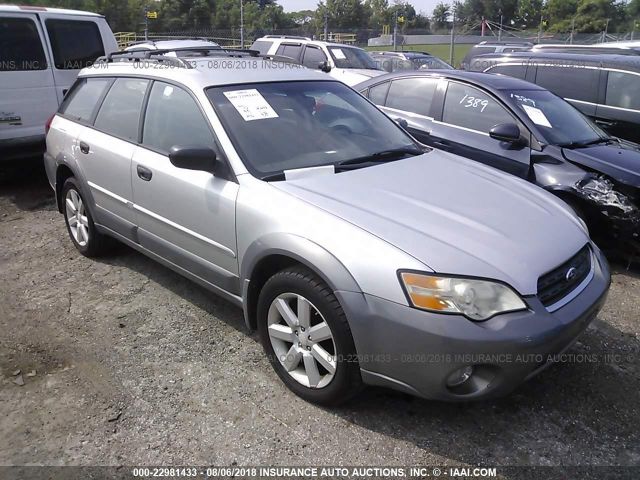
[
  {"left": 43, "top": 45, "right": 613, "bottom": 406},
  {"left": 356, "top": 70, "right": 640, "bottom": 257}
]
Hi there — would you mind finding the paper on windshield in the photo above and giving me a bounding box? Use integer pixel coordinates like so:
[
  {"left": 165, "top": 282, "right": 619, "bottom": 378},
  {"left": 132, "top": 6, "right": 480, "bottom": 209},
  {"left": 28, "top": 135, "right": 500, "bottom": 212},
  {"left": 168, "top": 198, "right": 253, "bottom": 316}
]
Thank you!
[
  {"left": 331, "top": 48, "right": 347, "bottom": 60},
  {"left": 223, "top": 89, "right": 279, "bottom": 121},
  {"left": 521, "top": 105, "right": 552, "bottom": 128}
]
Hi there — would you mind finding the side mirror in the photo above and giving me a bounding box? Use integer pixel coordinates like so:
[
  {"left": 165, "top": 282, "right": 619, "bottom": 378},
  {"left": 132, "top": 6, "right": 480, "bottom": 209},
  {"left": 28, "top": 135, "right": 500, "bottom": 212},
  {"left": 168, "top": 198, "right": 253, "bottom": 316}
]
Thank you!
[
  {"left": 169, "top": 146, "right": 219, "bottom": 174},
  {"left": 394, "top": 117, "right": 409, "bottom": 129},
  {"left": 318, "top": 61, "right": 332, "bottom": 73},
  {"left": 489, "top": 123, "right": 521, "bottom": 144}
]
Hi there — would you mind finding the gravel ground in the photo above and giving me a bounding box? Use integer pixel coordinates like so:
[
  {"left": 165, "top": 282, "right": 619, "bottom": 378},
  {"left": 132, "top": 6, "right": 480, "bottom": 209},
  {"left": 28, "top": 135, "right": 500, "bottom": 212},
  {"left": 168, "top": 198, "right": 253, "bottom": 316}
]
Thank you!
[{"left": 0, "top": 159, "right": 638, "bottom": 477}]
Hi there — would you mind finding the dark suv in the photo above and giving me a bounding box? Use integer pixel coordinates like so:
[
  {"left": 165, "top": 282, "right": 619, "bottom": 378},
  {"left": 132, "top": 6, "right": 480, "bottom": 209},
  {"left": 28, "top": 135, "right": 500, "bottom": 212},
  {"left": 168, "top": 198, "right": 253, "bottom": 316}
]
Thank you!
[
  {"left": 468, "top": 51, "right": 640, "bottom": 143},
  {"left": 460, "top": 41, "right": 532, "bottom": 70}
]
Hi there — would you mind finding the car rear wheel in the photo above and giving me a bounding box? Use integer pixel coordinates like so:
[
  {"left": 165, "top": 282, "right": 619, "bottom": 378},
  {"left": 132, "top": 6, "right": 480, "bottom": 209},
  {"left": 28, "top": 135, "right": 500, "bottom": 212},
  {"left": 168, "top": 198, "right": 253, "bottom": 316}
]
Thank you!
[
  {"left": 257, "top": 266, "right": 362, "bottom": 405},
  {"left": 62, "top": 178, "right": 109, "bottom": 257}
]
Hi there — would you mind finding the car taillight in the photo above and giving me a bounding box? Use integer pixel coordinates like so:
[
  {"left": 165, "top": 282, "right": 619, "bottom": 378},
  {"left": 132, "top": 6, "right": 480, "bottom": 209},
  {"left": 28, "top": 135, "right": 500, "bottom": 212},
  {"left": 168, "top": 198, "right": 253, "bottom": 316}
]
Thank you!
[{"left": 45, "top": 114, "right": 55, "bottom": 135}]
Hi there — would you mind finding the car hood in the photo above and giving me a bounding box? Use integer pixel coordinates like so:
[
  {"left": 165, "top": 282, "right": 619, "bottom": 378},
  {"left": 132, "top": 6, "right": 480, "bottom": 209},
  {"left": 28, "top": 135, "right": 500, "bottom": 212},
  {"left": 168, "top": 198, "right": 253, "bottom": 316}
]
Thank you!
[
  {"left": 329, "top": 68, "right": 385, "bottom": 86},
  {"left": 561, "top": 140, "right": 640, "bottom": 188},
  {"left": 273, "top": 152, "right": 589, "bottom": 295}
]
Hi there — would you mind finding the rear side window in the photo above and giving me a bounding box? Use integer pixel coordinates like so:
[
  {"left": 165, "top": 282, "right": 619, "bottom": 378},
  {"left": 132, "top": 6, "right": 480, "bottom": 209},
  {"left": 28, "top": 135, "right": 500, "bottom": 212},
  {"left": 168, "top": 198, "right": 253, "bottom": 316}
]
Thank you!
[
  {"left": 367, "top": 82, "right": 390, "bottom": 105},
  {"left": 605, "top": 71, "right": 640, "bottom": 111},
  {"left": 60, "top": 77, "right": 111, "bottom": 122},
  {"left": 302, "top": 46, "right": 327, "bottom": 68},
  {"left": 488, "top": 64, "right": 527, "bottom": 79},
  {"left": 276, "top": 43, "right": 303, "bottom": 60},
  {"left": 443, "top": 81, "right": 513, "bottom": 133},
  {"left": 534, "top": 65, "right": 599, "bottom": 103},
  {"left": 45, "top": 19, "right": 104, "bottom": 70},
  {"left": 0, "top": 17, "right": 47, "bottom": 71},
  {"left": 142, "top": 82, "right": 214, "bottom": 153},
  {"left": 386, "top": 77, "right": 438, "bottom": 117},
  {"left": 94, "top": 78, "right": 149, "bottom": 141}
]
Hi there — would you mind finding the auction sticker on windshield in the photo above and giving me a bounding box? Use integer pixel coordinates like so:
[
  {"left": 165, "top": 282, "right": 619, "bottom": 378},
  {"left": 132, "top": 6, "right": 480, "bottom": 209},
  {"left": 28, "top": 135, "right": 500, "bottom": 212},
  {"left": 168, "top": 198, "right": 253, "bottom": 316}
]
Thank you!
[
  {"left": 521, "top": 104, "right": 552, "bottom": 128},
  {"left": 223, "top": 89, "right": 279, "bottom": 121}
]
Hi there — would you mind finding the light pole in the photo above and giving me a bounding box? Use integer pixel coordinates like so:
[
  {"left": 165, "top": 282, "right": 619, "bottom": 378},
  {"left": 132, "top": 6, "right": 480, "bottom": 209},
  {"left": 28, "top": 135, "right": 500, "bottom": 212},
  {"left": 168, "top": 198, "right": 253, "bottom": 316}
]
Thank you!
[
  {"left": 449, "top": 4, "right": 455, "bottom": 66},
  {"left": 240, "top": 0, "right": 244, "bottom": 48},
  {"left": 498, "top": 9, "right": 503, "bottom": 41}
]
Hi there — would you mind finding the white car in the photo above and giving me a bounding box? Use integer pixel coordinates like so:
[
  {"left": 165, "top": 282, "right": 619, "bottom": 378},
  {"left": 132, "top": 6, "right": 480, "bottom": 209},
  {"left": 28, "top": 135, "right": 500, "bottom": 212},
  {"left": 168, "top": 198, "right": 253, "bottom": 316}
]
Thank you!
[
  {"left": 250, "top": 35, "right": 385, "bottom": 86},
  {"left": 124, "top": 39, "right": 221, "bottom": 57},
  {"left": 0, "top": 5, "right": 117, "bottom": 161}
]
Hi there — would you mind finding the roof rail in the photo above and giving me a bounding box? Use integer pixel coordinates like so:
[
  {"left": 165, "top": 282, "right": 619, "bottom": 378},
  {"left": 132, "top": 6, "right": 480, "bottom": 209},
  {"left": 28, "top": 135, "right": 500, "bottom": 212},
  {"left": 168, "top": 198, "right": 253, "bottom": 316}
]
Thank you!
[
  {"left": 263, "top": 35, "right": 312, "bottom": 41},
  {"left": 96, "top": 51, "right": 193, "bottom": 68}
]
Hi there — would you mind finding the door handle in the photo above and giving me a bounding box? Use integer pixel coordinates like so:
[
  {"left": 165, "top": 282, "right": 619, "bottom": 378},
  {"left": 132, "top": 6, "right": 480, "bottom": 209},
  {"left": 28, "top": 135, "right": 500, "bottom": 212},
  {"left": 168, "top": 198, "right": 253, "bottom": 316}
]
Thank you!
[
  {"left": 79, "top": 141, "right": 90, "bottom": 154},
  {"left": 137, "top": 165, "right": 153, "bottom": 181}
]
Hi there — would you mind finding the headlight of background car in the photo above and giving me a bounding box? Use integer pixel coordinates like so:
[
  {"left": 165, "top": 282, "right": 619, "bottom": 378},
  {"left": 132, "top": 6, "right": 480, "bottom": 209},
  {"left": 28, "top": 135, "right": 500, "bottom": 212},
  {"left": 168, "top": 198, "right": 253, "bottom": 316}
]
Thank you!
[{"left": 399, "top": 272, "right": 527, "bottom": 321}]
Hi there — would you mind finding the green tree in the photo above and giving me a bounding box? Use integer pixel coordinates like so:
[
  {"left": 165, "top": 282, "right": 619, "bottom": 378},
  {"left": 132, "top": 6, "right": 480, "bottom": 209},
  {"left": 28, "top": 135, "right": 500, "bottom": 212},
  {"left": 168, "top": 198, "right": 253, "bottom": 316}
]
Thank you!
[
  {"left": 314, "top": 0, "right": 366, "bottom": 30},
  {"left": 431, "top": 2, "right": 450, "bottom": 29}
]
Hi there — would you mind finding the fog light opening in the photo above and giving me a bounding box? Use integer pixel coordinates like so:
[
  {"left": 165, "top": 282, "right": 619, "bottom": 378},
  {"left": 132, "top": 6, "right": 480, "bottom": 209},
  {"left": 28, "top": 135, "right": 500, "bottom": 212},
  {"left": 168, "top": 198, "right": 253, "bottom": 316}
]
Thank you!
[{"left": 446, "top": 365, "right": 474, "bottom": 388}]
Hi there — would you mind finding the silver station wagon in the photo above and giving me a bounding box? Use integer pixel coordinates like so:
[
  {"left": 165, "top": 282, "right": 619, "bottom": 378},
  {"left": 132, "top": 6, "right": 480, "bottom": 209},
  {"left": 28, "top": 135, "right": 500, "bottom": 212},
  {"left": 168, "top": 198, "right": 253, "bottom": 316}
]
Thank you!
[{"left": 44, "top": 50, "right": 611, "bottom": 405}]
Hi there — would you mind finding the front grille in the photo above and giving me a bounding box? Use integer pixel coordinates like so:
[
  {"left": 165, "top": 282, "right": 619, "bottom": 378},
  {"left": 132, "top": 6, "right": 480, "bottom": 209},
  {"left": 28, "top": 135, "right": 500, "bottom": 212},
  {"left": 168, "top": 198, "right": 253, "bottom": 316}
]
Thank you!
[{"left": 537, "top": 245, "right": 592, "bottom": 307}]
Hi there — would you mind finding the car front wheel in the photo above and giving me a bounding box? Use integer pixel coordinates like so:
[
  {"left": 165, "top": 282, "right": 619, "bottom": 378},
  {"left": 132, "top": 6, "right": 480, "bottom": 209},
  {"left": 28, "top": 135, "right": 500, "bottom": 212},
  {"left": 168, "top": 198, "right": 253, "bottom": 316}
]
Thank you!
[{"left": 257, "top": 266, "right": 362, "bottom": 405}]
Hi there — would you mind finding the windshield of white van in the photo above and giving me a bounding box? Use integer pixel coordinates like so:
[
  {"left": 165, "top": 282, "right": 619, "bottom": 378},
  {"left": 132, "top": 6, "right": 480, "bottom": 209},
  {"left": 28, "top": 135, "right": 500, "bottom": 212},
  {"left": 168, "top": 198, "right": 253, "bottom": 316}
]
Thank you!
[
  {"left": 328, "top": 47, "right": 379, "bottom": 70},
  {"left": 207, "top": 81, "right": 419, "bottom": 178}
]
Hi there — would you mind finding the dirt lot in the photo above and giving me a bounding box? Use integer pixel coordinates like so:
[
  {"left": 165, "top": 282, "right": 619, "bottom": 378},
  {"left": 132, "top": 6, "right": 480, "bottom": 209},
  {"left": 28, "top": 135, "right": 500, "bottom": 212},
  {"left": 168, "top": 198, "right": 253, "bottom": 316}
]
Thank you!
[{"left": 0, "top": 159, "right": 639, "bottom": 477}]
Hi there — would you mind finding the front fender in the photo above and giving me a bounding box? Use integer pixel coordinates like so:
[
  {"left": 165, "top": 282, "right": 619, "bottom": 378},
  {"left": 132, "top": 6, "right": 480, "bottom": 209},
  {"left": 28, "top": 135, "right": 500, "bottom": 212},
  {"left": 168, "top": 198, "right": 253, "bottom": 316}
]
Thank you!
[{"left": 240, "top": 232, "right": 362, "bottom": 330}]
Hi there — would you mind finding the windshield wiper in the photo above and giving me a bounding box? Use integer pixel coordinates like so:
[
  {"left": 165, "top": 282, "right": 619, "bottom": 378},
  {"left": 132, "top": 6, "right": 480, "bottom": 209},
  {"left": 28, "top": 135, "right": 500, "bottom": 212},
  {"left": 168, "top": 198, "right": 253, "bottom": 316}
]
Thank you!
[
  {"left": 336, "top": 147, "right": 424, "bottom": 169},
  {"left": 561, "top": 137, "right": 615, "bottom": 148}
]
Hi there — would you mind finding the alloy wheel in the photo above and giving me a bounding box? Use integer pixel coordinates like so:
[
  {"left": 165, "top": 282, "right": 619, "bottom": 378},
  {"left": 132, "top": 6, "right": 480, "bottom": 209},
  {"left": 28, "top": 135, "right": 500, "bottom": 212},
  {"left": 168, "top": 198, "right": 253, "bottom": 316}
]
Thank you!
[
  {"left": 267, "top": 292, "right": 337, "bottom": 389},
  {"left": 65, "top": 189, "right": 89, "bottom": 247}
]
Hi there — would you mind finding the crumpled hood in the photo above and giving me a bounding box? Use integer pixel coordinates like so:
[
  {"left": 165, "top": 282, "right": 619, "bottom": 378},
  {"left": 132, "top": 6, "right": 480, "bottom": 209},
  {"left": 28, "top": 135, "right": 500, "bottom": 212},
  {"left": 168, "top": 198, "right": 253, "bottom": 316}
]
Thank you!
[
  {"left": 562, "top": 140, "right": 640, "bottom": 189},
  {"left": 329, "top": 68, "right": 385, "bottom": 86},
  {"left": 274, "top": 152, "right": 589, "bottom": 295}
]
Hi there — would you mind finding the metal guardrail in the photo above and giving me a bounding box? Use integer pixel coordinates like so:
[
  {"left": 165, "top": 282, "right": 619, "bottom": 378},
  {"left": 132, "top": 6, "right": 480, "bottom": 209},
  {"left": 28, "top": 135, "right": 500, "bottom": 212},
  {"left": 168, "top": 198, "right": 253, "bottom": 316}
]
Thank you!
[{"left": 113, "top": 33, "right": 248, "bottom": 50}]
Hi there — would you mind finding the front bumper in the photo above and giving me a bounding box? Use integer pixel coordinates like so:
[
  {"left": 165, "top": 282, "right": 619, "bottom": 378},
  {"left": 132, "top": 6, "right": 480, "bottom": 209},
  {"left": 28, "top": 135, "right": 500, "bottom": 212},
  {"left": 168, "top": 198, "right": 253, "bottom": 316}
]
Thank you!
[{"left": 337, "top": 246, "right": 611, "bottom": 401}]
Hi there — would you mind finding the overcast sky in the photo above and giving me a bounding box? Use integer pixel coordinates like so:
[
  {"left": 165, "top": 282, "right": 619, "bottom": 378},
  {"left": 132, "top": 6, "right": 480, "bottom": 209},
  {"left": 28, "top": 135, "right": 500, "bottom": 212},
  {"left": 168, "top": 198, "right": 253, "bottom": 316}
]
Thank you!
[{"left": 277, "top": 0, "right": 442, "bottom": 15}]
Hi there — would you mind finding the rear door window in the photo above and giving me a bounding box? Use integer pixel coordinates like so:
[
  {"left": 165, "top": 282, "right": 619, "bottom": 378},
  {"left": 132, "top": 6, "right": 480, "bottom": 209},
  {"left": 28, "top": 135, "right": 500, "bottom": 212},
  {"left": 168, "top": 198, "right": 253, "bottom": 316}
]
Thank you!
[
  {"left": 275, "top": 43, "right": 303, "bottom": 60},
  {"left": 251, "top": 40, "right": 272, "bottom": 55},
  {"left": 60, "top": 77, "right": 111, "bottom": 122},
  {"left": 302, "top": 45, "right": 327, "bottom": 68},
  {"left": 142, "top": 82, "right": 214, "bottom": 153},
  {"left": 94, "top": 78, "right": 149, "bottom": 141},
  {"left": 0, "top": 17, "right": 47, "bottom": 71},
  {"left": 45, "top": 19, "right": 104, "bottom": 69},
  {"left": 386, "top": 77, "right": 439, "bottom": 117},
  {"left": 366, "top": 82, "right": 390, "bottom": 105},
  {"left": 534, "top": 65, "right": 599, "bottom": 103},
  {"left": 605, "top": 71, "right": 640, "bottom": 111},
  {"left": 442, "top": 81, "right": 514, "bottom": 133}
]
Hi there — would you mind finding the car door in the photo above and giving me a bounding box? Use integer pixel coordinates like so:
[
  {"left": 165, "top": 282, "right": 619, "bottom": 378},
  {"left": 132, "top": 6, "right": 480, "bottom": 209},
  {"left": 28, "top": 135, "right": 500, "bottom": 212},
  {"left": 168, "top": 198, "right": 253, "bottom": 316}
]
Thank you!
[
  {"left": 131, "top": 81, "right": 239, "bottom": 293},
  {"left": 368, "top": 77, "right": 439, "bottom": 140},
  {"left": 0, "top": 13, "right": 58, "bottom": 143},
  {"left": 275, "top": 42, "right": 303, "bottom": 63},
  {"left": 596, "top": 69, "right": 640, "bottom": 142},
  {"left": 533, "top": 64, "right": 600, "bottom": 118},
  {"left": 40, "top": 15, "right": 107, "bottom": 104},
  {"left": 301, "top": 44, "right": 328, "bottom": 70},
  {"left": 429, "top": 81, "right": 532, "bottom": 178},
  {"left": 75, "top": 77, "right": 148, "bottom": 240}
]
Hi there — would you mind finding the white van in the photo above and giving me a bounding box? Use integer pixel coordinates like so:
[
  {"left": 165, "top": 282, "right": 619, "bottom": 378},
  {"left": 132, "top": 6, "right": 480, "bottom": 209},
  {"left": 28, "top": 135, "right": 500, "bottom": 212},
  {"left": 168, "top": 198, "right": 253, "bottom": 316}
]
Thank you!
[{"left": 0, "top": 5, "right": 117, "bottom": 161}]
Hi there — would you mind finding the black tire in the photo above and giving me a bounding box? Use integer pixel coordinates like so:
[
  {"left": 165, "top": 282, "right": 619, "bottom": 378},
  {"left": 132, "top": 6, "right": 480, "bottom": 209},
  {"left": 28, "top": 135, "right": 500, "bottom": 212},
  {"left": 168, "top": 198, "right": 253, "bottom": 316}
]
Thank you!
[
  {"left": 61, "top": 177, "right": 110, "bottom": 257},
  {"left": 257, "top": 266, "right": 363, "bottom": 406}
]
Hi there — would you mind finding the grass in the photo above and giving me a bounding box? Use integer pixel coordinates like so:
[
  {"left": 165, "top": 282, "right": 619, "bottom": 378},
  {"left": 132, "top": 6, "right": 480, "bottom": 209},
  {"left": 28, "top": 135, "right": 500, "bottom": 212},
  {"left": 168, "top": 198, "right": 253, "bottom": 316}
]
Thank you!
[{"left": 366, "top": 43, "right": 473, "bottom": 68}]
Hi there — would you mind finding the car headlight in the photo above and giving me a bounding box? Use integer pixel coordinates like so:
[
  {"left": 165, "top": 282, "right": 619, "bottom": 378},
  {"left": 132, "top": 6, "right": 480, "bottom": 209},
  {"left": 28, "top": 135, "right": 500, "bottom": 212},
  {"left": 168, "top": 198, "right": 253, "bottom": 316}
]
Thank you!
[{"left": 399, "top": 271, "right": 527, "bottom": 321}]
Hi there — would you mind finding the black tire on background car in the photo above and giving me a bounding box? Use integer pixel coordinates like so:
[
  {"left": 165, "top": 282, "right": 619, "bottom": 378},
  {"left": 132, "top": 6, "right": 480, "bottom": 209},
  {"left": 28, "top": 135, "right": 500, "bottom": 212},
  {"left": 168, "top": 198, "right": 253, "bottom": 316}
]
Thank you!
[
  {"left": 62, "top": 177, "right": 109, "bottom": 257},
  {"left": 257, "top": 266, "right": 363, "bottom": 405}
]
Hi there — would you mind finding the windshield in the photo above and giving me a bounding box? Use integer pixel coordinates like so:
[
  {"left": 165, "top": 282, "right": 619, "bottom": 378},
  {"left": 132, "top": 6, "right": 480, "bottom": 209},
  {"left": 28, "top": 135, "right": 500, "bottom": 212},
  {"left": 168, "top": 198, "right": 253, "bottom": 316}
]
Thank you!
[
  {"left": 506, "top": 89, "right": 608, "bottom": 146},
  {"left": 207, "top": 81, "right": 418, "bottom": 178},
  {"left": 328, "top": 47, "right": 379, "bottom": 69},
  {"left": 413, "top": 56, "right": 453, "bottom": 70}
]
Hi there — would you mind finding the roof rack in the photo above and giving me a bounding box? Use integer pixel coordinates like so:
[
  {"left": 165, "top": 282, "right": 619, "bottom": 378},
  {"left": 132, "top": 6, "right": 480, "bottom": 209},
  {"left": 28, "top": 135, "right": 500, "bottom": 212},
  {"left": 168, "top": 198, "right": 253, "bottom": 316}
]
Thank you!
[
  {"left": 96, "top": 47, "right": 303, "bottom": 69},
  {"left": 263, "top": 35, "right": 312, "bottom": 41}
]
